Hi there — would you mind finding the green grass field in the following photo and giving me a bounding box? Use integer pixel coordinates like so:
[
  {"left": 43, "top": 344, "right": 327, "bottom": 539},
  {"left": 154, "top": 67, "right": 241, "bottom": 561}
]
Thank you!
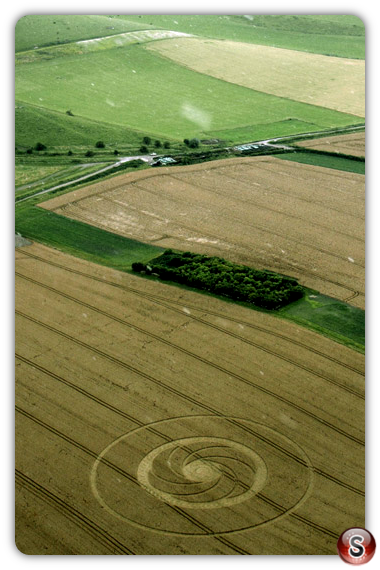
[
  {"left": 15, "top": 15, "right": 365, "bottom": 153},
  {"left": 15, "top": 44, "right": 360, "bottom": 146},
  {"left": 15, "top": 14, "right": 152, "bottom": 52},
  {"left": 280, "top": 291, "right": 365, "bottom": 352},
  {"left": 15, "top": 200, "right": 164, "bottom": 269},
  {"left": 278, "top": 150, "right": 365, "bottom": 174},
  {"left": 119, "top": 15, "right": 365, "bottom": 58},
  {"left": 15, "top": 101, "right": 160, "bottom": 151}
]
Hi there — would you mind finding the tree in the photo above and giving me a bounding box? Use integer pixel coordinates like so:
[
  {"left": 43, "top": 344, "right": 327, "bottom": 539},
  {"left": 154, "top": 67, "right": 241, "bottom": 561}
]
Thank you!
[
  {"left": 66, "top": 110, "right": 74, "bottom": 116},
  {"left": 35, "top": 142, "right": 47, "bottom": 151},
  {"left": 113, "top": 149, "right": 119, "bottom": 155},
  {"left": 163, "top": 141, "right": 171, "bottom": 149},
  {"left": 183, "top": 138, "right": 190, "bottom": 146},
  {"left": 139, "top": 145, "right": 149, "bottom": 153},
  {"left": 142, "top": 136, "right": 151, "bottom": 145},
  {"left": 154, "top": 139, "right": 162, "bottom": 148},
  {"left": 85, "top": 150, "right": 94, "bottom": 157},
  {"left": 95, "top": 141, "right": 105, "bottom": 148},
  {"left": 188, "top": 138, "right": 200, "bottom": 149},
  {"left": 132, "top": 262, "right": 146, "bottom": 272}
]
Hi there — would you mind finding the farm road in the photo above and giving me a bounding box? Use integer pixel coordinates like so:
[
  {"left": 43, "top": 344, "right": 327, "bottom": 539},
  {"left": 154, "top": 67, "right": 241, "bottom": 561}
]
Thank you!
[
  {"left": 16, "top": 155, "right": 155, "bottom": 204},
  {"left": 16, "top": 125, "right": 364, "bottom": 204}
]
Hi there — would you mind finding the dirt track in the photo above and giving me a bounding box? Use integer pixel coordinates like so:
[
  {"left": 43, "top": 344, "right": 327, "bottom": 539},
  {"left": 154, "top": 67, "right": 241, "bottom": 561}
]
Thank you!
[
  {"left": 15, "top": 243, "right": 364, "bottom": 554},
  {"left": 41, "top": 156, "right": 365, "bottom": 308}
]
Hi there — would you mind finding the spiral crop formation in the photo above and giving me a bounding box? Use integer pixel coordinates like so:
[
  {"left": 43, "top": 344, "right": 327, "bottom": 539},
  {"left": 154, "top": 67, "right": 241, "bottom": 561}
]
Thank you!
[
  {"left": 91, "top": 416, "right": 313, "bottom": 536},
  {"left": 137, "top": 437, "right": 268, "bottom": 509}
]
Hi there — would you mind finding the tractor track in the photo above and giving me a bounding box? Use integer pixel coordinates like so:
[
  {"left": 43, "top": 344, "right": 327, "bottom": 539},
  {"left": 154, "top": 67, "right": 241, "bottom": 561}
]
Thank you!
[
  {"left": 15, "top": 270, "right": 364, "bottom": 400},
  {"left": 16, "top": 406, "right": 341, "bottom": 541},
  {"left": 15, "top": 309, "right": 364, "bottom": 446},
  {"left": 15, "top": 248, "right": 364, "bottom": 376},
  {"left": 15, "top": 469, "right": 135, "bottom": 554},
  {"left": 16, "top": 353, "right": 364, "bottom": 497}
]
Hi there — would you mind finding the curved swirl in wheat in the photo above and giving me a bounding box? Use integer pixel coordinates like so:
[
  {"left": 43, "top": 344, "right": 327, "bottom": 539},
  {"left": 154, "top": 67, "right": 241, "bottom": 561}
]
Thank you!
[
  {"left": 137, "top": 437, "right": 268, "bottom": 509},
  {"left": 90, "top": 415, "right": 313, "bottom": 536}
]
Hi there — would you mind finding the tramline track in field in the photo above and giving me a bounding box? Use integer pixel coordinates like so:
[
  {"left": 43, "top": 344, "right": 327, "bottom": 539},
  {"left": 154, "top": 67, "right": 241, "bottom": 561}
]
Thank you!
[
  {"left": 15, "top": 248, "right": 364, "bottom": 375},
  {"left": 15, "top": 309, "right": 365, "bottom": 446},
  {"left": 194, "top": 167, "right": 365, "bottom": 221},
  {"left": 16, "top": 407, "right": 249, "bottom": 552},
  {"left": 15, "top": 469, "right": 135, "bottom": 555},
  {"left": 166, "top": 172, "right": 364, "bottom": 243},
  {"left": 51, "top": 176, "right": 365, "bottom": 276},
  {"left": 16, "top": 406, "right": 341, "bottom": 542},
  {"left": 15, "top": 270, "right": 364, "bottom": 399},
  {"left": 15, "top": 353, "right": 364, "bottom": 497},
  {"left": 113, "top": 179, "right": 365, "bottom": 269}
]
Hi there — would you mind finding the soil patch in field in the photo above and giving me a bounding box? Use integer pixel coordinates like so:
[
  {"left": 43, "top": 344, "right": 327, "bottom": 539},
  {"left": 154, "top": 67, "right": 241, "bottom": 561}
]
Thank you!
[{"left": 15, "top": 233, "right": 32, "bottom": 248}]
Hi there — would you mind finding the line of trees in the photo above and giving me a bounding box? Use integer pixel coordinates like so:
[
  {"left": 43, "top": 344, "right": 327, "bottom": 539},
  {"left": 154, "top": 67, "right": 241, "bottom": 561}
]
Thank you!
[{"left": 132, "top": 250, "right": 304, "bottom": 310}]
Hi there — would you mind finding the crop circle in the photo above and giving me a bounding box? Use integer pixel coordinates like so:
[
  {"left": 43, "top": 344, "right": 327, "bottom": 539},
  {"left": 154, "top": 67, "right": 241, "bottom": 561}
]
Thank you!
[{"left": 90, "top": 415, "right": 314, "bottom": 536}]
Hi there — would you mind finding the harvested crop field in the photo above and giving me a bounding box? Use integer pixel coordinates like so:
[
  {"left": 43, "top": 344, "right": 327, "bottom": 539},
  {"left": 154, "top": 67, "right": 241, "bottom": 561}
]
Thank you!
[
  {"left": 297, "top": 131, "right": 365, "bottom": 157},
  {"left": 41, "top": 156, "right": 365, "bottom": 308},
  {"left": 15, "top": 242, "right": 364, "bottom": 554}
]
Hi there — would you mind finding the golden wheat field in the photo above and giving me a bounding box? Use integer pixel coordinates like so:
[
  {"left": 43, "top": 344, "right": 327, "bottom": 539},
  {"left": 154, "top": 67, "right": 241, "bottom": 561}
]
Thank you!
[
  {"left": 297, "top": 132, "right": 365, "bottom": 157},
  {"left": 41, "top": 156, "right": 365, "bottom": 308},
  {"left": 147, "top": 38, "right": 365, "bottom": 117},
  {"left": 15, "top": 242, "right": 364, "bottom": 554}
]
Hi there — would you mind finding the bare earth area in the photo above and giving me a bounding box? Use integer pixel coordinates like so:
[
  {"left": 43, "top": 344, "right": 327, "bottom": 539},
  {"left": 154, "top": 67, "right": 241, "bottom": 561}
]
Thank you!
[
  {"left": 297, "top": 132, "right": 365, "bottom": 157},
  {"left": 15, "top": 243, "right": 364, "bottom": 554},
  {"left": 41, "top": 157, "right": 365, "bottom": 308}
]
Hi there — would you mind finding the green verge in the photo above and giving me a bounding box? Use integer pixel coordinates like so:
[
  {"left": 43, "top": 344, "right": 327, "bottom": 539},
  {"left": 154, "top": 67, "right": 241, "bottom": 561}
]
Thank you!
[
  {"left": 277, "top": 150, "right": 365, "bottom": 174},
  {"left": 130, "top": 250, "right": 364, "bottom": 352},
  {"left": 280, "top": 291, "right": 364, "bottom": 352},
  {"left": 15, "top": 201, "right": 164, "bottom": 269}
]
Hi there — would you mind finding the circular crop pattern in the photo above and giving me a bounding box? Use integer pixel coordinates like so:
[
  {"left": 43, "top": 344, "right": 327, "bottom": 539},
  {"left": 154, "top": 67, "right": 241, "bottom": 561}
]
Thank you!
[
  {"left": 90, "top": 416, "right": 314, "bottom": 536},
  {"left": 137, "top": 437, "right": 268, "bottom": 509}
]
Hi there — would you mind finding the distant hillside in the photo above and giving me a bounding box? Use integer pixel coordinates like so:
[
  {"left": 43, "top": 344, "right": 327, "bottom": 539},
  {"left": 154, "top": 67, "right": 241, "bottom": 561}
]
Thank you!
[
  {"left": 15, "top": 102, "right": 156, "bottom": 150},
  {"left": 15, "top": 14, "right": 152, "bottom": 52},
  {"left": 117, "top": 14, "right": 365, "bottom": 58},
  {"left": 15, "top": 15, "right": 365, "bottom": 151}
]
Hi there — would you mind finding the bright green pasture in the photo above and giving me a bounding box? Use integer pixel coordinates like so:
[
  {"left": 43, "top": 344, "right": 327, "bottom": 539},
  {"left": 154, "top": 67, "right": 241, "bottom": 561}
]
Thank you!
[
  {"left": 280, "top": 290, "right": 365, "bottom": 352},
  {"left": 15, "top": 15, "right": 152, "bottom": 52},
  {"left": 278, "top": 151, "right": 365, "bottom": 175},
  {"left": 119, "top": 14, "right": 365, "bottom": 58},
  {"left": 15, "top": 45, "right": 360, "bottom": 143},
  {"left": 15, "top": 200, "right": 163, "bottom": 269},
  {"left": 15, "top": 102, "right": 156, "bottom": 150}
]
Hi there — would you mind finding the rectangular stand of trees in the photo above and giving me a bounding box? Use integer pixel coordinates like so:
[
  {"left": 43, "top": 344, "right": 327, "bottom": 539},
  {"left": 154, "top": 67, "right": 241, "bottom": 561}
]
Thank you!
[{"left": 132, "top": 250, "right": 304, "bottom": 310}]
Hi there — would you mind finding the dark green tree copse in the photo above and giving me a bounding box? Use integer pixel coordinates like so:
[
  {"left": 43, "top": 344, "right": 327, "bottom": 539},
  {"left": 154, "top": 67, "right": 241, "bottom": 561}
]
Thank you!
[{"left": 132, "top": 250, "right": 304, "bottom": 310}]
